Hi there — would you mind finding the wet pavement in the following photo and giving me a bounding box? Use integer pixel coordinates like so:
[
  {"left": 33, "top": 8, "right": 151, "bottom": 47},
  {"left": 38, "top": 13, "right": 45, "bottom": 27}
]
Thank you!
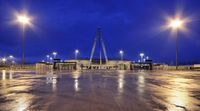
[{"left": 0, "top": 70, "right": 200, "bottom": 111}]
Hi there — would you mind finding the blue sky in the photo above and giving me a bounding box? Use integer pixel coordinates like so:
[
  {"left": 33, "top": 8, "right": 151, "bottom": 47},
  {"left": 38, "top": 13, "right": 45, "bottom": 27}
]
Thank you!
[{"left": 0, "top": 0, "right": 200, "bottom": 64}]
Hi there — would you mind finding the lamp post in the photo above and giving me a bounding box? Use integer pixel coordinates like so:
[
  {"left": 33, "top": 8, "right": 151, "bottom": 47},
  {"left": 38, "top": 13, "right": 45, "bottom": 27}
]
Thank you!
[
  {"left": 168, "top": 18, "right": 184, "bottom": 70},
  {"left": 9, "top": 55, "right": 14, "bottom": 65},
  {"left": 146, "top": 56, "right": 149, "bottom": 60},
  {"left": 46, "top": 55, "right": 50, "bottom": 62},
  {"left": 17, "top": 14, "right": 31, "bottom": 67},
  {"left": 143, "top": 58, "right": 146, "bottom": 62},
  {"left": 50, "top": 57, "right": 53, "bottom": 63},
  {"left": 2, "top": 57, "right": 7, "bottom": 64},
  {"left": 75, "top": 49, "right": 79, "bottom": 60},
  {"left": 119, "top": 50, "right": 124, "bottom": 60},
  {"left": 52, "top": 52, "right": 57, "bottom": 59},
  {"left": 139, "top": 53, "right": 144, "bottom": 62}
]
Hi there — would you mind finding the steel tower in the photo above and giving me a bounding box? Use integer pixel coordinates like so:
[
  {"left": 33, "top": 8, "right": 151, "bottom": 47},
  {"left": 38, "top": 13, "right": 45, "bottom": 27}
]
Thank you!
[{"left": 90, "top": 28, "right": 108, "bottom": 65}]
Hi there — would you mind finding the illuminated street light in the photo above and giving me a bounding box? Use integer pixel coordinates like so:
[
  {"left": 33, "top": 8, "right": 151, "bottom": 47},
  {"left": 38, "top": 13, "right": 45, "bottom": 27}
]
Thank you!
[
  {"left": 119, "top": 50, "right": 124, "bottom": 60},
  {"left": 75, "top": 49, "right": 79, "bottom": 60},
  {"left": 2, "top": 58, "right": 7, "bottom": 64},
  {"left": 17, "top": 14, "right": 31, "bottom": 67},
  {"left": 9, "top": 55, "right": 14, "bottom": 59},
  {"left": 17, "top": 15, "right": 30, "bottom": 25},
  {"left": 140, "top": 53, "right": 144, "bottom": 62},
  {"left": 46, "top": 55, "right": 50, "bottom": 58},
  {"left": 46, "top": 55, "right": 50, "bottom": 62},
  {"left": 169, "top": 19, "right": 183, "bottom": 29},
  {"left": 50, "top": 57, "right": 53, "bottom": 63},
  {"left": 8, "top": 55, "right": 14, "bottom": 65},
  {"left": 168, "top": 18, "right": 185, "bottom": 70},
  {"left": 52, "top": 52, "right": 57, "bottom": 58},
  {"left": 11, "top": 61, "right": 15, "bottom": 64}
]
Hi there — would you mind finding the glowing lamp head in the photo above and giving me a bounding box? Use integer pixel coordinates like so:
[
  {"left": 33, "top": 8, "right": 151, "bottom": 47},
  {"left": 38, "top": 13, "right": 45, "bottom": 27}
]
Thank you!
[
  {"left": 52, "top": 52, "right": 57, "bottom": 56},
  {"left": 75, "top": 49, "right": 79, "bottom": 54},
  {"left": 140, "top": 53, "right": 144, "bottom": 57},
  {"left": 2, "top": 58, "right": 7, "bottom": 62},
  {"left": 9, "top": 55, "right": 14, "bottom": 59},
  {"left": 11, "top": 61, "right": 15, "bottom": 64},
  {"left": 17, "top": 15, "right": 30, "bottom": 25},
  {"left": 119, "top": 50, "right": 124, "bottom": 54},
  {"left": 169, "top": 19, "right": 183, "bottom": 29},
  {"left": 46, "top": 55, "right": 50, "bottom": 58}
]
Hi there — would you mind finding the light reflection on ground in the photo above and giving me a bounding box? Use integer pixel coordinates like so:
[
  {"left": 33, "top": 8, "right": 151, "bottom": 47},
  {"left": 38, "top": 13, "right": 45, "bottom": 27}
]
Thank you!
[{"left": 0, "top": 70, "right": 200, "bottom": 111}]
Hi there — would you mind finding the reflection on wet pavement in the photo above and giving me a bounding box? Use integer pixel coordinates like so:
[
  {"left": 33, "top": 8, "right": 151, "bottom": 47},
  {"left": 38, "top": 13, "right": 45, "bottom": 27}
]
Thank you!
[{"left": 0, "top": 70, "right": 200, "bottom": 111}]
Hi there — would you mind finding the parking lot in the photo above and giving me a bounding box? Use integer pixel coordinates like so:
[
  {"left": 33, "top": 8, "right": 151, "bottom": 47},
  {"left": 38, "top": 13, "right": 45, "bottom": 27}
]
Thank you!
[{"left": 0, "top": 70, "right": 200, "bottom": 111}]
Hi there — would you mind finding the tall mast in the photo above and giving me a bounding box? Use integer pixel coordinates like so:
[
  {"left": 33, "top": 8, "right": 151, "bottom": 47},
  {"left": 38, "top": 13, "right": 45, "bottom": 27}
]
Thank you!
[{"left": 89, "top": 28, "right": 108, "bottom": 65}]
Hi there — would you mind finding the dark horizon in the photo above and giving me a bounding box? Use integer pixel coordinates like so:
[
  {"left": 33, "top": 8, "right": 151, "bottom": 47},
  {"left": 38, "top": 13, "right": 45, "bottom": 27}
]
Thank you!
[{"left": 0, "top": 0, "right": 200, "bottom": 64}]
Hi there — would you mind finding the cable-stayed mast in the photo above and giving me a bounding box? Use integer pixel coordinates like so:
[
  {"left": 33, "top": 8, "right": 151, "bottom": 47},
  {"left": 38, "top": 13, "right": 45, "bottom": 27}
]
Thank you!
[{"left": 89, "top": 28, "right": 108, "bottom": 65}]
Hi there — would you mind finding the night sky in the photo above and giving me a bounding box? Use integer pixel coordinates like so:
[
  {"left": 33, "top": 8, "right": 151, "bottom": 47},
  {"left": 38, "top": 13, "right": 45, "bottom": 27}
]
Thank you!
[{"left": 0, "top": 0, "right": 200, "bottom": 64}]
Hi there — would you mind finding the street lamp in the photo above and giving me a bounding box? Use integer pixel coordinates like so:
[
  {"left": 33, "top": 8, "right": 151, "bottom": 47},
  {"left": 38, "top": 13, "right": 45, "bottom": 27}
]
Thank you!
[
  {"left": 50, "top": 57, "right": 53, "bottom": 63},
  {"left": 119, "top": 50, "right": 124, "bottom": 60},
  {"left": 2, "top": 57, "right": 7, "bottom": 64},
  {"left": 9, "top": 55, "right": 14, "bottom": 65},
  {"left": 168, "top": 18, "right": 184, "bottom": 70},
  {"left": 75, "top": 49, "right": 79, "bottom": 60},
  {"left": 139, "top": 53, "right": 144, "bottom": 62},
  {"left": 52, "top": 52, "right": 57, "bottom": 59},
  {"left": 169, "top": 19, "right": 183, "bottom": 29},
  {"left": 46, "top": 55, "right": 50, "bottom": 62},
  {"left": 143, "top": 58, "right": 146, "bottom": 62},
  {"left": 9, "top": 55, "right": 14, "bottom": 59},
  {"left": 17, "top": 14, "right": 31, "bottom": 67},
  {"left": 11, "top": 61, "right": 15, "bottom": 64}
]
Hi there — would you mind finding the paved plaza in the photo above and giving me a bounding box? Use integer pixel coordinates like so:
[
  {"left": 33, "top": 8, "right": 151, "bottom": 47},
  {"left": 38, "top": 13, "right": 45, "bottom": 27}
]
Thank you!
[{"left": 0, "top": 70, "right": 200, "bottom": 111}]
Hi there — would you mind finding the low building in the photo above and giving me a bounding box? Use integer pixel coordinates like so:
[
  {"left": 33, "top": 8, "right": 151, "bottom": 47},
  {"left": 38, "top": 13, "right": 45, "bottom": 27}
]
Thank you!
[
  {"left": 193, "top": 64, "right": 200, "bottom": 70},
  {"left": 133, "top": 60, "right": 153, "bottom": 70},
  {"left": 67, "top": 59, "right": 132, "bottom": 70},
  {"left": 36, "top": 62, "right": 53, "bottom": 74},
  {"left": 54, "top": 61, "right": 77, "bottom": 70},
  {"left": 53, "top": 59, "right": 132, "bottom": 70}
]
